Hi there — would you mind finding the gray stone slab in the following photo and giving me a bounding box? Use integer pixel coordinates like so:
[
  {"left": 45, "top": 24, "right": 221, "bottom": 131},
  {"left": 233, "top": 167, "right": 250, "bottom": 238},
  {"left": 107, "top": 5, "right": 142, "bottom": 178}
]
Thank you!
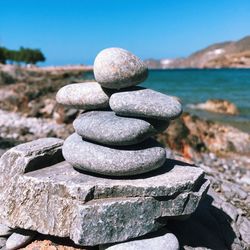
[
  {"left": 0, "top": 138, "right": 209, "bottom": 246},
  {"left": 94, "top": 48, "right": 148, "bottom": 89},
  {"left": 62, "top": 133, "right": 166, "bottom": 176},
  {"left": 110, "top": 88, "right": 182, "bottom": 120},
  {"left": 73, "top": 111, "right": 169, "bottom": 146},
  {"left": 56, "top": 82, "right": 111, "bottom": 110}
]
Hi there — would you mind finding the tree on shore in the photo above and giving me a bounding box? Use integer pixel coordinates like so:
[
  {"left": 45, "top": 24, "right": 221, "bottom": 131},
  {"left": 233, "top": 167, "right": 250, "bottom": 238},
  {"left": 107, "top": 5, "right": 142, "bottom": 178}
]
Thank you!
[
  {"left": 18, "top": 47, "right": 46, "bottom": 65},
  {"left": 0, "top": 46, "right": 46, "bottom": 65},
  {"left": 0, "top": 47, "right": 8, "bottom": 64}
]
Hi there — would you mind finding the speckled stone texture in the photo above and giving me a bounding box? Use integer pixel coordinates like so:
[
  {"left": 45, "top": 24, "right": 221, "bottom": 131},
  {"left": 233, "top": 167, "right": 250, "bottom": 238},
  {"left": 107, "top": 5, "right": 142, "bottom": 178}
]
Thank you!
[
  {"left": 0, "top": 224, "right": 12, "bottom": 237},
  {"left": 110, "top": 87, "right": 182, "bottom": 120},
  {"left": 100, "top": 229, "right": 179, "bottom": 250},
  {"left": 56, "top": 82, "right": 111, "bottom": 110},
  {"left": 73, "top": 111, "right": 169, "bottom": 146},
  {"left": 62, "top": 133, "right": 166, "bottom": 176},
  {"left": 0, "top": 237, "right": 7, "bottom": 248},
  {"left": 6, "top": 231, "right": 36, "bottom": 250},
  {"left": 0, "top": 138, "right": 209, "bottom": 246},
  {"left": 94, "top": 48, "right": 148, "bottom": 89}
]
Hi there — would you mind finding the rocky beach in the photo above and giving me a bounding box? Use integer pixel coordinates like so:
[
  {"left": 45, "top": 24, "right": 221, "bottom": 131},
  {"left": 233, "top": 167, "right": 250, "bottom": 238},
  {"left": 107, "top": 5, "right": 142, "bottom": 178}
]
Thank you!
[{"left": 0, "top": 51, "right": 250, "bottom": 249}]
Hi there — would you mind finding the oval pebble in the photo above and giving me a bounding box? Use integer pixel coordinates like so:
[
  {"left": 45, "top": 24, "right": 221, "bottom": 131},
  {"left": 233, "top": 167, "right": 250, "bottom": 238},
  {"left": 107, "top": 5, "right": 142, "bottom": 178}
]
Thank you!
[
  {"left": 94, "top": 48, "right": 148, "bottom": 89},
  {"left": 62, "top": 133, "right": 166, "bottom": 176},
  {"left": 73, "top": 111, "right": 169, "bottom": 146},
  {"left": 110, "top": 87, "right": 182, "bottom": 120},
  {"left": 56, "top": 82, "right": 111, "bottom": 110}
]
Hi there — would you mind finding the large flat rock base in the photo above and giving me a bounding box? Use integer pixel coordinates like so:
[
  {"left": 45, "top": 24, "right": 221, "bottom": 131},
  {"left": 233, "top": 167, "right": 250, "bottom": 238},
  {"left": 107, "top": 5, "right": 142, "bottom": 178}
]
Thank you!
[{"left": 0, "top": 138, "right": 209, "bottom": 246}]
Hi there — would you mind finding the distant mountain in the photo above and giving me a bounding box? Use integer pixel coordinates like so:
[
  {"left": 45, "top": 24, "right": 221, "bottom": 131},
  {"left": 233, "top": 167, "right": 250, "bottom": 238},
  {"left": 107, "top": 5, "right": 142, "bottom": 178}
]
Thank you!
[{"left": 145, "top": 36, "right": 250, "bottom": 69}]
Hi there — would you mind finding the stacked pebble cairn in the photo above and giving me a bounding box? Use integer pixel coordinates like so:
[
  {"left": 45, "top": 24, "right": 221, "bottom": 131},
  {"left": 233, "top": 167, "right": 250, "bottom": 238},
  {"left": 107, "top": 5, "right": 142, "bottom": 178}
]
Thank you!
[
  {"left": 57, "top": 48, "right": 182, "bottom": 176},
  {"left": 0, "top": 48, "right": 205, "bottom": 250}
]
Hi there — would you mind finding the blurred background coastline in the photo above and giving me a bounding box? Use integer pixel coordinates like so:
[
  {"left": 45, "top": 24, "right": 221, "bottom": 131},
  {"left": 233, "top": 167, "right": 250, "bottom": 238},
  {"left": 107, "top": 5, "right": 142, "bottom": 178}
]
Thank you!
[{"left": 1, "top": 0, "right": 250, "bottom": 247}]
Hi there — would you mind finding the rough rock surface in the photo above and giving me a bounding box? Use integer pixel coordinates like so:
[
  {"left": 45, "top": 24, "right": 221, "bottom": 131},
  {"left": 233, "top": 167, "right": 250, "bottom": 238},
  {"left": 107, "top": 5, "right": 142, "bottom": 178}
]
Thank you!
[
  {"left": 63, "top": 133, "right": 167, "bottom": 176},
  {"left": 56, "top": 82, "right": 111, "bottom": 110},
  {"left": 0, "top": 138, "right": 208, "bottom": 246},
  {"left": 0, "top": 64, "right": 92, "bottom": 120},
  {"left": 110, "top": 88, "right": 182, "bottom": 120},
  {"left": 0, "top": 224, "right": 12, "bottom": 237},
  {"left": 73, "top": 111, "right": 169, "bottom": 146},
  {"left": 100, "top": 229, "right": 179, "bottom": 250},
  {"left": 94, "top": 48, "right": 148, "bottom": 89},
  {"left": 157, "top": 112, "right": 250, "bottom": 158}
]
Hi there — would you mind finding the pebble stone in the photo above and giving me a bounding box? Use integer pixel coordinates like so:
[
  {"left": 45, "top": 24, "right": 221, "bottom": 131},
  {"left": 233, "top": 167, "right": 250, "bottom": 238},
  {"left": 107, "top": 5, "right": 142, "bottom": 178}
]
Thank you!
[
  {"left": 0, "top": 224, "right": 12, "bottom": 237},
  {"left": 73, "top": 111, "right": 169, "bottom": 146},
  {"left": 110, "top": 87, "right": 182, "bottom": 120},
  {"left": 94, "top": 48, "right": 148, "bottom": 89},
  {"left": 0, "top": 237, "right": 7, "bottom": 248},
  {"left": 62, "top": 133, "right": 166, "bottom": 176},
  {"left": 100, "top": 231, "right": 179, "bottom": 250},
  {"left": 56, "top": 82, "right": 111, "bottom": 110},
  {"left": 6, "top": 231, "right": 36, "bottom": 250}
]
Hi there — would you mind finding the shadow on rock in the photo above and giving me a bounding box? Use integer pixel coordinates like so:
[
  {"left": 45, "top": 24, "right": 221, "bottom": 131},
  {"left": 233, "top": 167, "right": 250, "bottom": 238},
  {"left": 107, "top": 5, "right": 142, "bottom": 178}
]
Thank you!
[
  {"left": 167, "top": 193, "right": 242, "bottom": 249},
  {"left": 72, "top": 158, "right": 192, "bottom": 180}
]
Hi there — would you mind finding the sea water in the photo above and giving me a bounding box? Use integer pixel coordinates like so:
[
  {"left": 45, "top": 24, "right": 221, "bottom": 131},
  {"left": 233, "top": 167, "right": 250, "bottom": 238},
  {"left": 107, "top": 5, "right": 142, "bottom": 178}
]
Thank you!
[{"left": 142, "top": 69, "right": 250, "bottom": 133}]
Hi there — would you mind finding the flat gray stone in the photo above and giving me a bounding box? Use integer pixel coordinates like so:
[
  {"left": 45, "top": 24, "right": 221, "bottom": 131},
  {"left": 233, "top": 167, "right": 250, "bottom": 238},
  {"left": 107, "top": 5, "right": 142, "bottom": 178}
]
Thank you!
[
  {"left": 56, "top": 82, "right": 111, "bottom": 110},
  {"left": 110, "top": 88, "right": 182, "bottom": 120},
  {"left": 0, "top": 224, "right": 12, "bottom": 237},
  {"left": 100, "top": 230, "right": 179, "bottom": 250},
  {"left": 94, "top": 48, "right": 148, "bottom": 89},
  {"left": 6, "top": 231, "right": 36, "bottom": 250},
  {"left": 73, "top": 111, "right": 169, "bottom": 146},
  {"left": 0, "top": 138, "right": 208, "bottom": 246},
  {"left": 62, "top": 133, "right": 166, "bottom": 176}
]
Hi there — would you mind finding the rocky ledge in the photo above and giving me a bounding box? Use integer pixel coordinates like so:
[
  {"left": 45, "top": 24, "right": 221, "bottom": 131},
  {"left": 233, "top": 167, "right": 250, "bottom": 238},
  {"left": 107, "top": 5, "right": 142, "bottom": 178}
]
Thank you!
[
  {"left": 0, "top": 138, "right": 208, "bottom": 246},
  {"left": 187, "top": 99, "right": 239, "bottom": 115}
]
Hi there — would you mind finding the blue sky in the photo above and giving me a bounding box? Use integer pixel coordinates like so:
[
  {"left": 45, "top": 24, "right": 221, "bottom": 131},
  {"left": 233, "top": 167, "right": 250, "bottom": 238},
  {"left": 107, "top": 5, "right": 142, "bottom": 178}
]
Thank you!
[{"left": 1, "top": 0, "right": 250, "bottom": 65}]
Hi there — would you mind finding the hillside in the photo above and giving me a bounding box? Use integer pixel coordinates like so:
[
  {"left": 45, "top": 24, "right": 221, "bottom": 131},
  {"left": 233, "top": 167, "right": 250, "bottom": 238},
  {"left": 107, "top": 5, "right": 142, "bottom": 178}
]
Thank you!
[{"left": 145, "top": 36, "right": 250, "bottom": 68}]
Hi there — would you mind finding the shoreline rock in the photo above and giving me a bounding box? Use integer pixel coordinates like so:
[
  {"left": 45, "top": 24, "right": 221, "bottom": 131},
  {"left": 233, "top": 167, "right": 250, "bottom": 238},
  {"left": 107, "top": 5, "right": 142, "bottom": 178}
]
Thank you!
[
  {"left": 157, "top": 112, "right": 250, "bottom": 158},
  {"left": 187, "top": 99, "right": 239, "bottom": 115}
]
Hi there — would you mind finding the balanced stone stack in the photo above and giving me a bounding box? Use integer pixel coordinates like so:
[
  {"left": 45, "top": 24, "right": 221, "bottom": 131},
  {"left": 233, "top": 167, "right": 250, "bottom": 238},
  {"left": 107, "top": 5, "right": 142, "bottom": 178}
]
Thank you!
[
  {"left": 0, "top": 48, "right": 209, "bottom": 249},
  {"left": 57, "top": 48, "right": 182, "bottom": 176}
]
